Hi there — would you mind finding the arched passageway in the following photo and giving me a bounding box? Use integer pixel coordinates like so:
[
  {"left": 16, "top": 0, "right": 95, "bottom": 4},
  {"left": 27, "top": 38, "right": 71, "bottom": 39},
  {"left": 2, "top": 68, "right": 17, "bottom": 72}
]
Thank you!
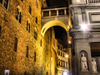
[{"left": 41, "top": 20, "right": 68, "bottom": 37}]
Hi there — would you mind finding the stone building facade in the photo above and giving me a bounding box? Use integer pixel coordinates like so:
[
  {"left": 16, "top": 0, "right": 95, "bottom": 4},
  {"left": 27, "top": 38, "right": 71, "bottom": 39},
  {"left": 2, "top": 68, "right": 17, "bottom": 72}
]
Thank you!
[
  {"left": 57, "top": 43, "right": 69, "bottom": 75},
  {"left": 0, "top": 0, "right": 51, "bottom": 75},
  {"left": 70, "top": 0, "right": 100, "bottom": 75},
  {"left": 0, "top": 0, "right": 70, "bottom": 75}
]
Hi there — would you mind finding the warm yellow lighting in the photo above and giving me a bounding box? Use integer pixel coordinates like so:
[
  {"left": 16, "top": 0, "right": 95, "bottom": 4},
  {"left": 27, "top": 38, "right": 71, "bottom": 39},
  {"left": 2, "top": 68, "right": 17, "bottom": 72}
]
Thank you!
[
  {"left": 41, "top": 20, "right": 68, "bottom": 36},
  {"left": 65, "top": 55, "right": 68, "bottom": 58},
  {"left": 51, "top": 57, "right": 53, "bottom": 61},
  {"left": 69, "top": 41, "right": 71, "bottom": 44}
]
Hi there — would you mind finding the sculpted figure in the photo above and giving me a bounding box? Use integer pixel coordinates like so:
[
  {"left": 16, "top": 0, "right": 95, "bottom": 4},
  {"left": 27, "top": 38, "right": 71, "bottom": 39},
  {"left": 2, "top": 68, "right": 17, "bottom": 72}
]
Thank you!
[
  {"left": 81, "top": 53, "right": 88, "bottom": 71},
  {"left": 92, "top": 59, "right": 97, "bottom": 73}
]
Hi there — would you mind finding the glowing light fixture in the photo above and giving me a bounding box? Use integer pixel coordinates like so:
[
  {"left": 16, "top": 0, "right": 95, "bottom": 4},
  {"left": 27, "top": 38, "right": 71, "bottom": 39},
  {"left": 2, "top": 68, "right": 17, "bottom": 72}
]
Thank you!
[
  {"left": 68, "top": 41, "right": 71, "bottom": 44},
  {"left": 63, "top": 71, "right": 68, "bottom": 75},
  {"left": 65, "top": 55, "right": 68, "bottom": 58},
  {"left": 80, "top": 23, "right": 88, "bottom": 31}
]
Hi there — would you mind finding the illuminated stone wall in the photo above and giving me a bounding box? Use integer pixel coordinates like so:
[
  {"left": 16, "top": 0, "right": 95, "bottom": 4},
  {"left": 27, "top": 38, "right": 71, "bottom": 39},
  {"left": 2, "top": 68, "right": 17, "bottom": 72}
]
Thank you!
[{"left": 0, "top": 0, "right": 51, "bottom": 75}]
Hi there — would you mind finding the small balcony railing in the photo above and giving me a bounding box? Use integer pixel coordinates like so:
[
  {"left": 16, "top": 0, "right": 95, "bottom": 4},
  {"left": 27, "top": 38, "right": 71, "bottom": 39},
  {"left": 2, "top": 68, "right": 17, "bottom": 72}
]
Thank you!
[{"left": 88, "top": 0, "right": 100, "bottom": 3}]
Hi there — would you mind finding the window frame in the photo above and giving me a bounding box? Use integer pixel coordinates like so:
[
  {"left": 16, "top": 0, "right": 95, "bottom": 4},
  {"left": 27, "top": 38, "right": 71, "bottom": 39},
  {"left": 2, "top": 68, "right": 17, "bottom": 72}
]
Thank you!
[
  {"left": 26, "top": 21, "right": 30, "bottom": 33},
  {"left": 14, "top": 37, "right": 18, "bottom": 52},
  {"left": 26, "top": 46, "right": 29, "bottom": 58},
  {"left": 0, "top": 0, "right": 9, "bottom": 9},
  {"left": 16, "top": 8, "right": 22, "bottom": 23}
]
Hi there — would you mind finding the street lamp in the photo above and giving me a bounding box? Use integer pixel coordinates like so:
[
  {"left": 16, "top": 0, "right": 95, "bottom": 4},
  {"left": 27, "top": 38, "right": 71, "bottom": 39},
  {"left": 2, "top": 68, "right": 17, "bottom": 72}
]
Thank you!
[
  {"left": 80, "top": 23, "right": 88, "bottom": 32},
  {"left": 63, "top": 71, "right": 68, "bottom": 75}
]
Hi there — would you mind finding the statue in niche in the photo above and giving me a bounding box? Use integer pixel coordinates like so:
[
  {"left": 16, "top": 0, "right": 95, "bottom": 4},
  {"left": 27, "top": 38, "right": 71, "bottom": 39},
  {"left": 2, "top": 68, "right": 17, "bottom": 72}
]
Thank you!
[
  {"left": 81, "top": 53, "right": 88, "bottom": 71},
  {"left": 92, "top": 59, "right": 98, "bottom": 73}
]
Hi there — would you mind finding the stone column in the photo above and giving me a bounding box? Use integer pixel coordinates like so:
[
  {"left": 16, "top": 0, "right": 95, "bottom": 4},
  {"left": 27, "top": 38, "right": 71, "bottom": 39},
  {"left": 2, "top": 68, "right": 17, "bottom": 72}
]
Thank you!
[
  {"left": 42, "top": 11, "right": 43, "bottom": 17},
  {"left": 57, "top": 10, "right": 59, "bottom": 16},
  {"left": 64, "top": 9, "right": 66, "bottom": 15},
  {"left": 49, "top": 10, "right": 51, "bottom": 16}
]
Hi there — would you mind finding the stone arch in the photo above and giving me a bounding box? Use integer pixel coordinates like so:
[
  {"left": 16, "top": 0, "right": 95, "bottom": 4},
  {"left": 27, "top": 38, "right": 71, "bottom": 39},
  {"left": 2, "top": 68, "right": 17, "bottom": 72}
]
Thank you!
[{"left": 41, "top": 20, "right": 68, "bottom": 36}]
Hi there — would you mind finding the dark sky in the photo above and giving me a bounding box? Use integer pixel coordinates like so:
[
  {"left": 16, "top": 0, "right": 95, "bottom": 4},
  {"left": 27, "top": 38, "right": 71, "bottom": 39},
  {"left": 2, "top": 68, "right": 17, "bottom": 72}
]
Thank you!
[
  {"left": 53, "top": 26, "right": 68, "bottom": 48},
  {"left": 46, "top": 0, "right": 68, "bottom": 8}
]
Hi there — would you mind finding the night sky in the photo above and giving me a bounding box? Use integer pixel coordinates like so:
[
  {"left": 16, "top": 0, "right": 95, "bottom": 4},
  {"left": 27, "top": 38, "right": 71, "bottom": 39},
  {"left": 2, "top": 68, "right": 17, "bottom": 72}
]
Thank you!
[
  {"left": 46, "top": 0, "right": 68, "bottom": 8},
  {"left": 54, "top": 26, "right": 68, "bottom": 48}
]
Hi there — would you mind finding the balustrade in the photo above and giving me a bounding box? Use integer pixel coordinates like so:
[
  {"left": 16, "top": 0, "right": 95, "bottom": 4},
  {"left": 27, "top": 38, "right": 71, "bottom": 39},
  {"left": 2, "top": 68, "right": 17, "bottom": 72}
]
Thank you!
[{"left": 88, "top": 0, "right": 100, "bottom": 3}]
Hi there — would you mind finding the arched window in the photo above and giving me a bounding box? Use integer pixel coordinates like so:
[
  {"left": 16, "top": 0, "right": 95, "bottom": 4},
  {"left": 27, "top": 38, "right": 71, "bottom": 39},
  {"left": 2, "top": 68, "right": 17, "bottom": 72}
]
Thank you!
[
  {"left": 16, "top": 8, "right": 22, "bottom": 23},
  {"left": 0, "top": 0, "right": 9, "bottom": 9},
  {"left": 26, "top": 21, "right": 30, "bottom": 33}
]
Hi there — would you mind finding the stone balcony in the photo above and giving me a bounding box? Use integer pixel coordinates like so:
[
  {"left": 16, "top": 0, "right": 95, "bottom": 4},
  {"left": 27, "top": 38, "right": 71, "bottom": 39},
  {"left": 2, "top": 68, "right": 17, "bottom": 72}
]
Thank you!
[
  {"left": 72, "top": 0, "right": 100, "bottom": 5},
  {"left": 42, "top": 7, "right": 69, "bottom": 17},
  {"left": 88, "top": 0, "right": 100, "bottom": 3}
]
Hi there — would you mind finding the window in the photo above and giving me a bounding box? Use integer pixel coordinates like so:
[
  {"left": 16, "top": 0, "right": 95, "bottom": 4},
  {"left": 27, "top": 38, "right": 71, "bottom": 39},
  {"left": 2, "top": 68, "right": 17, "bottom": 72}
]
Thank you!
[
  {"left": 58, "top": 51, "right": 60, "bottom": 55},
  {"left": 26, "top": 46, "right": 29, "bottom": 58},
  {"left": 90, "top": 42, "right": 100, "bottom": 57},
  {"left": 34, "top": 52, "right": 36, "bottom": 62},
  {"left": 40, "top": 40, "right": 42, "bottom": 47},
  {"left": 0, "top": 26, "right": 1, "bottom": 37},
  {"left": 43, "top": 11, "right": 49, "bottom": 17},
  {"left": 58, "top": 60, "right": 60, "bottom": 66},
  {"left": 34, "top": 31, "right": 37, "bottom": 40},
  {"left": 0, "top": 0, "right": 9, "bottom": 9},
  {"left": 61, "top": 61, "right": 65, "bottom": 67},
  {"left": 36, "top": 17, "right": 37, "bottom": 24},
  {"left": 26, "top": 21, "right": 30, "bottom": 33},
  {"left": 66, "top": 9, "right": 69, "bottom": 15},
  {"left": 36, "top": 1, "right": 38, "bottom": 8},
  {"left": 51, "top": 10, "right": 57, "bottom": 16},
  {"left": 16, "top": 8, "right": 22, "bottom": 23},
  {"left": 29, "top": 6, "right": 31, "bottom": 14},
  {"left": 14, "top": 37, "right": 18, "bottom": 52},
  {"left": 61, "top": 52, "right": 62, "bottom": 56},
  {"left": 58, "top": 45, "right": 60, "bottom": 49},
  {"left": 4, "top": 0, "right": 8, "bottom": 9},
  {"left": 59, "top": 10, "right": 64, "bottom": 15},
  {"left": 19, "top": 12, "right": 22, "bottom": 23},
  {"left": 63, "top": 53, "right": 64, "bottom": 57},
  {"left": 66, "top": 62, "right": 67, "bottom": 68}
]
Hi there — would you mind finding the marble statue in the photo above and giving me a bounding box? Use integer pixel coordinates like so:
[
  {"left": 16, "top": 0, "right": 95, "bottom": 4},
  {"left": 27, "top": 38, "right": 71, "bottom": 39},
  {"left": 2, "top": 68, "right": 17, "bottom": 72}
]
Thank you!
[
  {"left": 81, "top": 53, "right": 88, "bottom": 71},
  {"left": 92, "top": 59, "right": 98, "bottom": 73}
]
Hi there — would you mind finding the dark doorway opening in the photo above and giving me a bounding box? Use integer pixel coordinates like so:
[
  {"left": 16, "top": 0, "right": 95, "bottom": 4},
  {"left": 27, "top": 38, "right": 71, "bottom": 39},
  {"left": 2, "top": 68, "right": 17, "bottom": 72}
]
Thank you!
[{"left": 90, "top": 42, "right": 100, "bottom": 57}]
